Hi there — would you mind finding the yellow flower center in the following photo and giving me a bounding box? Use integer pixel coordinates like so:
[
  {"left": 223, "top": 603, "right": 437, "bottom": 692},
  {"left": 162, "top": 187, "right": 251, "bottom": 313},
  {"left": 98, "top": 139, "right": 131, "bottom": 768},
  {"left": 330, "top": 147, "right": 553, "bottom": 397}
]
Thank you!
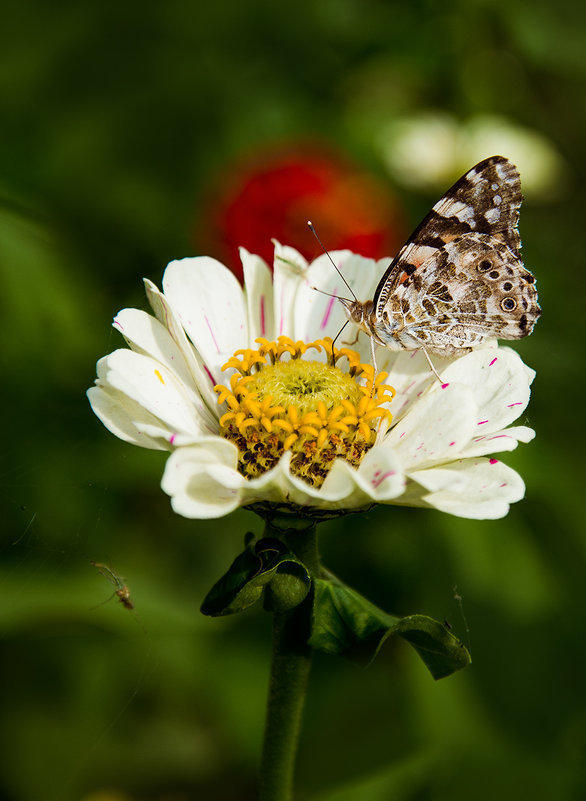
[{"left": 214, "top": 337, "right": 395, "bottom": 489}]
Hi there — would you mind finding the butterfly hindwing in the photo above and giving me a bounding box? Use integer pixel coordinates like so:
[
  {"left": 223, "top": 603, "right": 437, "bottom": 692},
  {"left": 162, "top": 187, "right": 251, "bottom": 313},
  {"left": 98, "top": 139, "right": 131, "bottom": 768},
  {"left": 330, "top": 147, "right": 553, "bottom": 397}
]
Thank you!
[{"left": 378, "top": 232, "right": 539, "bottom": 352}]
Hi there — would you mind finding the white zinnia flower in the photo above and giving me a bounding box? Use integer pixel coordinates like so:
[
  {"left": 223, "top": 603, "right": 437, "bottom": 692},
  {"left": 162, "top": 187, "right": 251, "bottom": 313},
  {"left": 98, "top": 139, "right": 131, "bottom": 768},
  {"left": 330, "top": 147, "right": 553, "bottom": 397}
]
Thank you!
[{"left": 87, "top": 245, "right": 535, "bottom": 521}]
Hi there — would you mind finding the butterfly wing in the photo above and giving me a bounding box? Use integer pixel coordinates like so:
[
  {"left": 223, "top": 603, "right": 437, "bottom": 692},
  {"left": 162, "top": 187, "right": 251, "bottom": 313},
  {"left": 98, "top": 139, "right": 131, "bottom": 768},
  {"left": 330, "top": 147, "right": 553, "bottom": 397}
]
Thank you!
[
  {"left": 374, "top": 156, "right": 523, "bottom": 317},
  {"left": 376, "top": 232, "right": 540, "bottom": 353}
]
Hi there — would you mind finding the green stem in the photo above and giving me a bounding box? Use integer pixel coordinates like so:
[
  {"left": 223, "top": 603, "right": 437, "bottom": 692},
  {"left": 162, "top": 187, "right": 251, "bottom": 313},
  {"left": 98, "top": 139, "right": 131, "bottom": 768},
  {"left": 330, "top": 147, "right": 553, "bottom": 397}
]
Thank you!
[{"left": 259, "top": 520, "right": 320, "bottom": 801}]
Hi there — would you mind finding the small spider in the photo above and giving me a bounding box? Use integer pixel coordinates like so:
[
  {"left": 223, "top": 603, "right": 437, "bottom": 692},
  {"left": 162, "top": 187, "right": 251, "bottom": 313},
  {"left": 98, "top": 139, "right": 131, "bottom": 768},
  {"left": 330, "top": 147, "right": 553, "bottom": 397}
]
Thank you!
[{"left": 91, "top": 561, "right": 134, "bottom": 610}]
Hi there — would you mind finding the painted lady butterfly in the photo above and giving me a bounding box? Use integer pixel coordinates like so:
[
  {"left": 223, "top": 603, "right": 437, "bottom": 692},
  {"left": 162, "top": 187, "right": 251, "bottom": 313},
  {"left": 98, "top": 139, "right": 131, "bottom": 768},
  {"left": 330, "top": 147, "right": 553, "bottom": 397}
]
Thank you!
[{"left": 338, "top": 156, "right": 540, "bottom": 358}]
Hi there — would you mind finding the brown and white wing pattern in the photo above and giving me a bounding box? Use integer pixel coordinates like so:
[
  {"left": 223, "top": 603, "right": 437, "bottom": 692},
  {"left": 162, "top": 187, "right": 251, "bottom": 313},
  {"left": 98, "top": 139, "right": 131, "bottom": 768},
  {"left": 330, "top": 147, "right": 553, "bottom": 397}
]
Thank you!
[
  {"left": 376, "top": 233, "right": 539, "bottom": 354},
  {"left": 369, "top": 156, "right": 539, "bottom": 354}
]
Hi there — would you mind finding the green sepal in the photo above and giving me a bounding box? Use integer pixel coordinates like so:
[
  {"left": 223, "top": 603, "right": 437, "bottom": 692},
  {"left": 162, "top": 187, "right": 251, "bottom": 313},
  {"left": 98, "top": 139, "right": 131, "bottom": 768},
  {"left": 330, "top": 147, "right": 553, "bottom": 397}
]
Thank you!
[
  {"left": 200, "top": 535, "right": 311, "bottom": 617},
  {"left": 309, "top": 576, "right": 471, "bottom": 680}
]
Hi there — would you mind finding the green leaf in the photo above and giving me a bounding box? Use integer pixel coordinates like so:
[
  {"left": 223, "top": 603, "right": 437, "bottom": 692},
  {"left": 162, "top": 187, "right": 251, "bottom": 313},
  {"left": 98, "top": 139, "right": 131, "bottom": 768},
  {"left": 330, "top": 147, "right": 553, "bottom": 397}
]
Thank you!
[
  {"left": 200, "top": 535, "right": 311, "bottom": 617},
  {"left": 391, "top": 615, "right": 472, "bottom": 680},
  {"left": 309, "top": 577, "right": 471, "bottom": 680}
]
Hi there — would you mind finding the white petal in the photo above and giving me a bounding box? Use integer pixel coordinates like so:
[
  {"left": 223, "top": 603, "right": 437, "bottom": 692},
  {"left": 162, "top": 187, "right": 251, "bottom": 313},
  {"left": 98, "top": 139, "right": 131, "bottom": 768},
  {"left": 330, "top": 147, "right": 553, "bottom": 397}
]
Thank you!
[
  {"left": 408, "top": 458, "right": 526, "bottom": 519},
  {"left": 293, "top": 249, "right": 352, "bottom": 346},
  {"left": 113, "top": 307, "right": 218, "bottom": 431},
  {"left": 272, "top": 242, "right": 307, "bottom": 338},
  {"left": 316, "top": 446, "right": 405, "bottom": 506},
  {"left": 272, "top": 241, "right": 308, "bottom": 271},
  {"left": 144, "top": 278, "right": 221, "bottom": 414},
  {"left": 431, "top": 348, "right": 534, "bottom": 433},
  {"left": 239, "top": 446, "right": 404, "bottom": 511},
  {"left": 161, "top": 439, "right": 242, "bottom": 519},
  {"left": 87, "top": 385, "right": 170, "bottom": 450},
  {"left": 162, "top": 257, "right": 247, "bottom": 376},
  {"left": 239, "top": 451, "right": 319, "bottom": 508},
  {"left": 459, "top": 425, "right": 535, "bottom": 459},
  {"left": 357, "top": 446, "right": 406, "bottom": 499},
  {"left": 385, "top": 382, "right": 477, "bottom": 469},
  {"left": 97, "top": 349, "right": 212, "bottom": 437},
  {"left": 229, "top": 451, "right": 357, "bottom": 510},
  {"left": 294, "top": 252, "right": 381, "bottom": 360},
  {"left": 139, "top": 425, "right": 201, "bottom": 447},
  {"left": 383, "top": 350, "right": 438, "bottom": 424},
  {"left": 240, "top": 248, "right": 275, "bottom": 342},
  {"left": 163, "top": 444, "right": 402, "bottom": 516}
]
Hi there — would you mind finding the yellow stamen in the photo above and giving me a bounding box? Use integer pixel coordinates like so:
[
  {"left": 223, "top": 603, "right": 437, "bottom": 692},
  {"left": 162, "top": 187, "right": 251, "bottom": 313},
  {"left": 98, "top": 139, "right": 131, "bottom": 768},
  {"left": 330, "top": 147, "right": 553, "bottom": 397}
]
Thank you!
[
  {"left": 214, "top": 336, "right": 394, "bottom": 488},
  {"left": 283, "top": 433, "right": 298, "bottom": 450}
]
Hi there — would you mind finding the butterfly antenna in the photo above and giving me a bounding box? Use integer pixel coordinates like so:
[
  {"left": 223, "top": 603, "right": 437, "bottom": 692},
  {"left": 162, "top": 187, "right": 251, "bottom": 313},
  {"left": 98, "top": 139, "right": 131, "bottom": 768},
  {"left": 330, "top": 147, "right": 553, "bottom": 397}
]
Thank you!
[
  {"left": 308, "top": 285, "right": 351, "bottom": 302},
  {"left": 307, "top": 221, "right": 357, "bottom": 300}
]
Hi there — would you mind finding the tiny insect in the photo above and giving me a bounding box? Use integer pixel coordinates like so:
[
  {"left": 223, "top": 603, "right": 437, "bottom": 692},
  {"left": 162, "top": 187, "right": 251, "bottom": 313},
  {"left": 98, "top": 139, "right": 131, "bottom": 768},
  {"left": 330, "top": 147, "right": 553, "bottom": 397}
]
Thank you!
[
  {"left": 91, "top": 561, "right": 134, "bottom": 610},
  {"left": 313, "top": 156, "right": 540, "bottom": 375}
]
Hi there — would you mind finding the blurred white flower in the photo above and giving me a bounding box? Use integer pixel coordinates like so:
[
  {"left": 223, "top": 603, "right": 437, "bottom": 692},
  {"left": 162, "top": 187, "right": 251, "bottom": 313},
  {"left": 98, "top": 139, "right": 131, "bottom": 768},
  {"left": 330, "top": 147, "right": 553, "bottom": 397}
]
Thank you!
[
  {"left": 88, "top": 246, "right": 535, "bottom": 521},
  {"left": 380, "top": 111, "right": 565, "bottom": 197},
  {"left": 379, "top": 112, "right": 461, "bottom": 190}
]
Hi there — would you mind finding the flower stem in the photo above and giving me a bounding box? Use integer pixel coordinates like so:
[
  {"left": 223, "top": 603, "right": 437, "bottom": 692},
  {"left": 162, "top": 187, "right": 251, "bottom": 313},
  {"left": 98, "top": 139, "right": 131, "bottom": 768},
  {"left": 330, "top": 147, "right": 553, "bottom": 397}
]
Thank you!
[{"left": 259, "top": 520, "right": 320, "bottom": 801}]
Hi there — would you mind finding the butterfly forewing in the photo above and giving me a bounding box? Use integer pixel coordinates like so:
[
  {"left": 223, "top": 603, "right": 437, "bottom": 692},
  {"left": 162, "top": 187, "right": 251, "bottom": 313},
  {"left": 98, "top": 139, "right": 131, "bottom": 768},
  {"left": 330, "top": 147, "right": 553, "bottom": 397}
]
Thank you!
[{"left": 374, "top": 156, "right": 524, "bottom": 316}]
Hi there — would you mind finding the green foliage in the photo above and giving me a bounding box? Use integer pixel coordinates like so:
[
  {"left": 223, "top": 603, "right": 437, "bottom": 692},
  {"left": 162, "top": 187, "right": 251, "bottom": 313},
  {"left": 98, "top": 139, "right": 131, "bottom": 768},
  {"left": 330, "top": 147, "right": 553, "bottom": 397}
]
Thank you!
[
  {"left": 311, "top": 577, "right": 471, "bottom": 679},
  {"left": 201, "top": 537, "right": 470, "bottom": 679},
  {"left": 201, "top": 534, "right": 311, "bottom": 615},
  {"left": 1, "top": 0, "right": 586, "bottom": 799}
]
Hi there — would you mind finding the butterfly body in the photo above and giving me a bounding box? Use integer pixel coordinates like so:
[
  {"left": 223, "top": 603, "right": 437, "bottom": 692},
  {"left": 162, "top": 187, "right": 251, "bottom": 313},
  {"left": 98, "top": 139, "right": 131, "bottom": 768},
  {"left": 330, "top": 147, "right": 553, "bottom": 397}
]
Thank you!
[{"left": 341, "top": 156, "right": 540, "bottom": 356}]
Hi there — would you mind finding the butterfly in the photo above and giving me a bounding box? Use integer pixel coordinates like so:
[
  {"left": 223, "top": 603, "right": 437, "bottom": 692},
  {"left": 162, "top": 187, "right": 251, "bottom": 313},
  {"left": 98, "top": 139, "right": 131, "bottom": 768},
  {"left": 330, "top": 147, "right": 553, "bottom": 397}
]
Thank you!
[{"left": 336, "top": 156, "right": 540, "bottom": 364}]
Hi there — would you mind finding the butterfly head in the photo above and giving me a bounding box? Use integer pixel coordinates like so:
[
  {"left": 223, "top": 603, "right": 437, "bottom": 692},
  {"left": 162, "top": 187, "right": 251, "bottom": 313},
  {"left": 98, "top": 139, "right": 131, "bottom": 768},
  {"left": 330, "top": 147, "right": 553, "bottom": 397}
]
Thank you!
[{"left": 338, "top": 298, "right": 376, "bottom": 337}]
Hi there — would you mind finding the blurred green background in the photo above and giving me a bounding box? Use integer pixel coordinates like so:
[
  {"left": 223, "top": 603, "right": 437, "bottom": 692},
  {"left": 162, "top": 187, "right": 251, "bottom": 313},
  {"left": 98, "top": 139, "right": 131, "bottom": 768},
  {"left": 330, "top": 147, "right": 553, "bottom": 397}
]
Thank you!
[{"left": 1, "top": 1, "right": 585, "bottom": 799}]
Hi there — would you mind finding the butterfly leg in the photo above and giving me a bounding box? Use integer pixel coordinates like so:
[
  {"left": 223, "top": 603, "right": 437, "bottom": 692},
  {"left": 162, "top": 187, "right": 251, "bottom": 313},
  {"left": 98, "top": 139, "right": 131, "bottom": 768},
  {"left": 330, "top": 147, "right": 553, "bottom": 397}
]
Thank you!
[
  {"left": 342, "top": 329, "right": 360, "bottom": 347},
  {"left": 421, "top": 348, "right": 443, "bottom": 383},
  {"left": 368, "top": 337, "right": 379, "bottom": 396}
]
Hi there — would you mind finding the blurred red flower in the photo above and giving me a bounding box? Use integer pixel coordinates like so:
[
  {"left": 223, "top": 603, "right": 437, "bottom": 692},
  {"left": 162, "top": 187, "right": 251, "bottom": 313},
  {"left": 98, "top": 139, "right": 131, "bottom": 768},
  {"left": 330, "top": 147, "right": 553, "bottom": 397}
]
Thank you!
[{"left": 195, "top": 145, "right": 405, "bottom": 281}]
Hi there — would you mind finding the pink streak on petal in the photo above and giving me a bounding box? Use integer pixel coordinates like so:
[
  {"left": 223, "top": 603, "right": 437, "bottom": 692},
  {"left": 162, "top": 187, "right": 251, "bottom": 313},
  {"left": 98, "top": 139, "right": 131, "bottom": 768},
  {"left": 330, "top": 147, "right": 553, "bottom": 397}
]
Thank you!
[
  {"left": 477, "top": 420, "right": 489, "bottom": 425},
  {"left": 489, "top": 357, "right": 498, "bottom": 366},
  {"left": 507, "top": 402, "right": 523, "bottom": 407},
  {"left": 114, "top": 320, "right": 124, "bottom": 332},
  {"left": 449, "top": 441, "right": 456, "bottom": 446},
  {"left": 169, "top": 434, "right": 176, "bottom": 445},
  {"left": 372, "top": 470, "right": 396, "bottom": 489},
  {"left": 204, "top": 316, "right": 220, "bottom": 353},
  {"left": 320, "top": 294, "right": 337, "bottom": 329},
  {"left": 204, "top": 365, "right": 216, "bottom": 385},
  {"left": 489, "top": 458, "right": 498, "bottom": 464},
  {"left": 260, "top": 295, "right": 266, "bottom": 337},
  {"left": 399, "top": 431, "right": 406, "bottom": 438},
  {"left": 441, "top": 383, "right": 450, "bottom": 389}
]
